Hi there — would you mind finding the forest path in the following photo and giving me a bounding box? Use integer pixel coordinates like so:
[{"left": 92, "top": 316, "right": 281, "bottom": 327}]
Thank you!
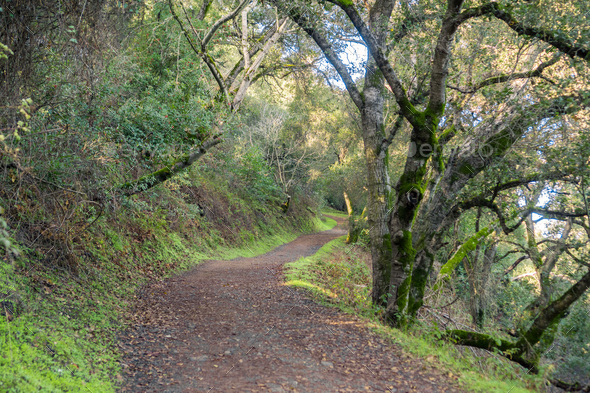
[{"left": 118, "top": 217, "right": 464, "bottom": 393}]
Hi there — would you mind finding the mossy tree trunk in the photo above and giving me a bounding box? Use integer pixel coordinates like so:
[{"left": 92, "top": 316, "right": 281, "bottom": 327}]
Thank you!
[
  {"left": 120, "top": 137, "right": 222, "bottom": 196},
  {"left": 344, "top": 191, "right": 362, "bottom": 244},
  {"left": 284, "top": 0, "right": 396, "bottom": 307},
  {"left": 359, "top": 0, "right": 396, "bottom": 308},
  {"left": 361, "top": 78, "right": 394, "bottom": 306},
  {"left": 446, "top": 267, "right": 590, "bottom": 371},
  {"left": 276, "top": 0, "right": 590, "bottom": 327}
]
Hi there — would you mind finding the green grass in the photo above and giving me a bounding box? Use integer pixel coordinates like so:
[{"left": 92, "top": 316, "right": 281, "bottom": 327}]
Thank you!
[
  {"left": 315, "top": 215, "right": 338, "bottom": 231},
  {"left": 284, "top": 238, "right": 542, "bottom": 393},
  {"left": 0, "top": 207, "right": 331, "bottom": 392},
  {"left": 321, "top": 207, "right": 349, "bottom": 218},
  {"left": 285, "top": 237, "right": 346, "bottom": 295},
  {"left": 216, "top": 215, "right": 336, "bottom": 260}
]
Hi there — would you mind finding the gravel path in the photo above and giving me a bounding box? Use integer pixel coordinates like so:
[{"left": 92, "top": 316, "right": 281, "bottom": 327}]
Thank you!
[{"left": 118, "top": 218, "right": 465, "bottom": 392}]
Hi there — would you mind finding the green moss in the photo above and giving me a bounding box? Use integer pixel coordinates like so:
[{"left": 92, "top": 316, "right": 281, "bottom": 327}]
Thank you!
[
  {"left": 407, "top": 267, "right": 428, "bottom": 316},
  {"left": 398, "top": 182, "right": 424, "bottom": 196},
  {"left": 399, "top": 98, "right": 420, "bottom": 123},
  {"left": 434, "top": 226, "right": 494, "bottom": 291},
  {"left": 439, "top": 125, "right": 455, "bottom": 142},
  {"left": 424, "top": 102, "right": 445, "bottom": 120},
  {"left": 120, "top": 166, "right": 172, "bottom": 192},
  {"left": 399, "top": 230, "right": 414, "bottom": 258},
  {"left": 1, "top": 182, "right": 326, "bottom": 392},
  {"left": 394, "top": 230, "right": 416, "bottom": 316}
]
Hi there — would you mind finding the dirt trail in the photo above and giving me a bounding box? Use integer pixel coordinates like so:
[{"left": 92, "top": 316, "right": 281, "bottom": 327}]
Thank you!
[{"left": 119, "top": 218, "right": 464, "bottom": 392}]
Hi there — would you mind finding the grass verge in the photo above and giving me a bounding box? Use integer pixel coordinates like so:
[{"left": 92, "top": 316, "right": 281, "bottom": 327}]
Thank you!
[{"left": 0, "top": 208, "right": 331, "bottom": 392}]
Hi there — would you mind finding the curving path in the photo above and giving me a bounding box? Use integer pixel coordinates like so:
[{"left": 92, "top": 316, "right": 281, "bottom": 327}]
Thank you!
[{"left": 118, "top": 218, "right": 465, "bottom": 392}]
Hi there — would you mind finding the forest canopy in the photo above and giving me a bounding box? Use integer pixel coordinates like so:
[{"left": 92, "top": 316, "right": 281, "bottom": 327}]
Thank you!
[{"left": 1, "top": 0, "right": 589, "bottom": 390}]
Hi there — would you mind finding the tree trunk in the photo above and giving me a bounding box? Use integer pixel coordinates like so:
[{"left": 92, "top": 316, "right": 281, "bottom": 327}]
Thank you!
[
  {"left": 361, "top": 72, "right": 393, "bottom": 307},
  {"left": 468, "top": 242, "right": 496, "bottom": 328},
  {"left": 358, "top": 0, "right": 397, "bottom": 310},
  {"left": 120, "top": 137, "right": 222, "bottom": 196},
  {"left": 384, "top": 118, "right": 442, "bottom": 323},
  {"left": 344, "top": 191, "right": 361, "bottom": 244},
  {"left": 444, "top": 330, "right": 534, "bottom": 370},
  {"left": 516, "top": 268, "right": 590, "bottom": 361}
]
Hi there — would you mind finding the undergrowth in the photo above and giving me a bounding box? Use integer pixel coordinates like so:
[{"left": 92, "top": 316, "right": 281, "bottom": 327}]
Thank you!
[
  {"left": 284, "top": 237, "right": 545, "bottom": 393},
  {"left": 0, "top": 176, "right": 331, "bottom": 392}
]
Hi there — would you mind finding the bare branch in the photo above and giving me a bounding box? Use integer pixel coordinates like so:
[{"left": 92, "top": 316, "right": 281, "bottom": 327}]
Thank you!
[
  {"left": 283, "top": 3, "right": 364, "bottom": 109},
  {"left": 530, "top": 208, "right": 588, "bottom": 220},
  {"left": 225, "top": 18, "right": 286, "bottom": 89},
  {"left": 491, "top": 170, "right": 573, "bottom": 194},
  {"left": 504, "top": 255, "right": 530, "bottom": 275},
  {"left": 202, "top": 0, "right": 251, "bottom": 49},
  {"left": 232, "top": 18, "right": 289, "bottom": 109},
  {"left": 168, "top": 0, "right": 231, "bottom": 103},
  {"left": 325, "top": 0, "right": 418, "bottom": 123},
  {"left": 564, "top": 249, "right": 590, "bottom": 268}
]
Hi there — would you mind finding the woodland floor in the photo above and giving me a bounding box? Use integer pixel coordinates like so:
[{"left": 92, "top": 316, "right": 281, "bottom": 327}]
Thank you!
[{"left": 118, "top": 217, "right": 466, "bottom": 392}]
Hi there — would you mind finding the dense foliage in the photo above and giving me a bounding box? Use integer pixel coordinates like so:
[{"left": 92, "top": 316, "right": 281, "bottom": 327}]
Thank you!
[{"left": 1, "top": 0, "right": 589, "bottom": 391}]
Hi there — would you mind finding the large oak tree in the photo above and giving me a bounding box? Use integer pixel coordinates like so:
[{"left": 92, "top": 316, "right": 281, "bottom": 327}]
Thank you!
[{"left": 269, "top": 0, "right": 590, "bottom": 366}]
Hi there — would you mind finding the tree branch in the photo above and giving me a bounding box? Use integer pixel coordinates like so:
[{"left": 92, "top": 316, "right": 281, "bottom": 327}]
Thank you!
[
  {"left": 427, "top": 0, "right": 466, "bottom": 117},
  {"left": 452, "top": 2, "right": 590, "bottom": 62},
  {"left": 225, "top": 18, "right": 286, "bottom": 90},
  {"left": 444, "top": 329, "right": 535, "bottom": 369},
  {"left": 120, "top": 137, "right": 223, "bottom": 196},
  {"left": 492, "top": 7, "right": 590, "bottom": 62},
  {"left": 282, "top": 2, "right": 364, "bottom": 109},
  {"left": 504, "top": 255, "right": 530, "bottom": 275},
  {"left": 530, "top": 208, "right": 588, "bottom": 220},
  {"left": 231, "top": 18, "right": 289, "bottom": 109},
  {"left": 325, "top": 0, "right": 418, "bottom": 123},
  {"left": 202, "top": 0, "right": 251, "bottom": 49},
  {"left": 548, "top": 378, "right": 590, "bottom": 393},
  {"left": 443, "top": 94, "right": 585, "bottom": 197},
  {"left": 491, "top": 170, "right": 573, "bottom": 194},
  {"left": 169, "top": 0, "right": 231, "bottom": 103},
  {"left": 448, "top": 55, "right": 561, "bottom": 94},
  {"left": 196, "top": 0, "right": 213, "bottom": 20},
  {"left": 517, "top": 268, "right": 590, "bottom": 353}
]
